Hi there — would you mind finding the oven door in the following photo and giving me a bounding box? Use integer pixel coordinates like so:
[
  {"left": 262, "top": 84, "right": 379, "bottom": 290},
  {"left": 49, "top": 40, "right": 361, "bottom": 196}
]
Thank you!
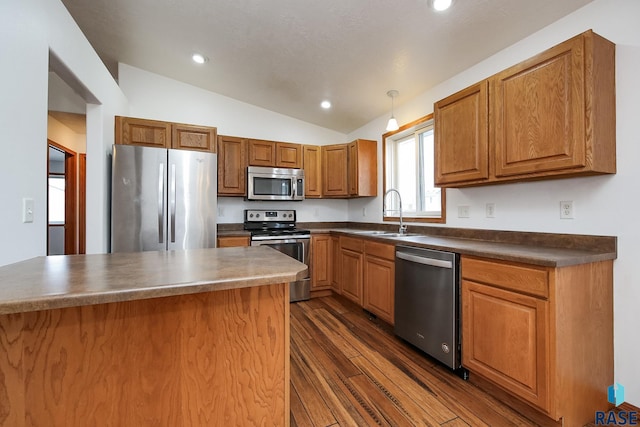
[{"left": 251, "top": 237, "right": 310, "bottom": 302}]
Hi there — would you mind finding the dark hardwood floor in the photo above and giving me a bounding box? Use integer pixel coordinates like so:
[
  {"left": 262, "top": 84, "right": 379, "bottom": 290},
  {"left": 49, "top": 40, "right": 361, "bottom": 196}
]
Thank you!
[{"left": 290, "top": 295, "right": 556, "bottom": 427}]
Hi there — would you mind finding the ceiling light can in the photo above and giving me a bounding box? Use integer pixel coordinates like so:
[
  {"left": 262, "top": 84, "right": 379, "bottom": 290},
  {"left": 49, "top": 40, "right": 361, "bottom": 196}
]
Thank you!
[
  {"left": 321, "top": 100, "right": 331, "bottom": 109},
  {"left": 433, "top": 0, "right": 452, "bottom": 11},
  {"left": 192, "top": 53, "right": 208, "bottom": 64}
]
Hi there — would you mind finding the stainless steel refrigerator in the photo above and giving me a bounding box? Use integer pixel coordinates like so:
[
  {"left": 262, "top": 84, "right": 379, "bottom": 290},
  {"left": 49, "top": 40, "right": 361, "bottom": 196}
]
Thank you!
[{"left": 111, "top": 144, "right": 217, "bottom": 252}]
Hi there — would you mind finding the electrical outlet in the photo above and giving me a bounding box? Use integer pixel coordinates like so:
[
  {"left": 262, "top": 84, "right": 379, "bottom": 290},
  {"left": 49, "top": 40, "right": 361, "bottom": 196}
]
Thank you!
[
  {"left": 217, "top": 206, "right": 224, "bottom": 217},
  {"left": 486, "top": 203, "right": 495, "bottom": 218},
  {"left": 560, "top": 201, "right": 574, "bottom": 219},
  {"left": 457, "top": 205, "right": 470, "bottom": 218},
  {"left": 362, "top": 207, "right": 367, "bottom": 217}
]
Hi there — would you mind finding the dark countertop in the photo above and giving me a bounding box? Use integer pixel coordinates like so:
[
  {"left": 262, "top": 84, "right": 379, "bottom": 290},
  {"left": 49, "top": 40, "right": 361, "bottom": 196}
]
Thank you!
[
  {"left": 320, "top": 228, "right": 617, "bottom": 267},
  {"left": 0, "top": 247, "right": 307, "bottom": 315},
  {"left": 215, "top": 222, "right": 616, "bottom": 266}
]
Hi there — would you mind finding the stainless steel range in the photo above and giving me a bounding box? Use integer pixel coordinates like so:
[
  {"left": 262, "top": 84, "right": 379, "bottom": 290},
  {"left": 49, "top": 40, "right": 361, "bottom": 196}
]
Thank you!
[{"left": 244, "top": 209, "right": 311, "bottom": 302}]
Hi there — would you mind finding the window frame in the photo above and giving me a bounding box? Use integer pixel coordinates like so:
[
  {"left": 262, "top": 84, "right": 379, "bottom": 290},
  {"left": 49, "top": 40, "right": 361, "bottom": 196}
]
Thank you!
[{"left": 382, "top": 113, "right": 446, "bottom": 224}]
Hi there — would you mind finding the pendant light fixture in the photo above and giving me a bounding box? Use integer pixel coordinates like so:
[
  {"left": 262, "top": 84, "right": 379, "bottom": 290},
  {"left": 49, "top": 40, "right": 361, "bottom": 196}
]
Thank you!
[{"left": 386, "top": 90, "right": 399, "bottom": 131}]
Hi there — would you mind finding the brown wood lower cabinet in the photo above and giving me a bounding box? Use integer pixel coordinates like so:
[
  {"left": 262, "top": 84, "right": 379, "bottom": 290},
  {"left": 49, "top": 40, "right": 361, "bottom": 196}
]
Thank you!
[
  {"left": 0, "top": 284, "right": 289, "bottom": 426},
  {"left": 363, "top": 241, "right": 395, "bottom": 324},
  {"left": 217, "top": 235, "right": 250, "bottom": 247},
  {"left": 310, "top": 234, "right": 331, "bottom": 291},
  {"left": 330, "top": 236, "right": 341, "bottom": 294},
  {"left": 461, "top": 255, "right": 613, "bottom": 426},
  {"left": 340, "top": 236, "right": 364, "bottom": 305}
]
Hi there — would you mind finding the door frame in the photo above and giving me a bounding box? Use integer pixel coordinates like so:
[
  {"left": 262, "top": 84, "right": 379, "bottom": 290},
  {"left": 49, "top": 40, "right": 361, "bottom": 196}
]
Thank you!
[{"left": 47, "top": 140, "right": 83, "bottom": 255}]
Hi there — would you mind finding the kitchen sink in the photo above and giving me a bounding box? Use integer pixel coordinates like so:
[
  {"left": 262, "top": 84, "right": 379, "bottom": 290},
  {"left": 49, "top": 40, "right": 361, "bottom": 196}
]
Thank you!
[{"left": 351, "top": 230, "right": 419, "bottom": 237}]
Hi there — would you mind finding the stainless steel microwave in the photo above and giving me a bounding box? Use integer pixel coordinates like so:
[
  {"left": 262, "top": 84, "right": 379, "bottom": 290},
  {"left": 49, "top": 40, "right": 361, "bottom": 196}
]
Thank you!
[{"left": 247, "top": 166, "right": 305, "bottom": 201}]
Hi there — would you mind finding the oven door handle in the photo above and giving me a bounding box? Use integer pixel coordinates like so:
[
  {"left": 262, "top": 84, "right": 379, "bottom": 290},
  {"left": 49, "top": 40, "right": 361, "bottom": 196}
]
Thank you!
[{"left": 251, "top": 236, "right": 310, "bottom": 243}]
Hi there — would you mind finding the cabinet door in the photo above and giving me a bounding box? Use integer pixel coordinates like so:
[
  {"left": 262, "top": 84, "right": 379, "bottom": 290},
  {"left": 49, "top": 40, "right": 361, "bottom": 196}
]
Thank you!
[
  {"left": 492, "top": 34, "right": 585, "bottom": 177},
  {"left": 276, "top": 142, "right": 302, "bottom": 168},
  {"left": 216, "top": 236, "right": 250, "bottom": 247},
  {"left": 363, "top": 254, "right": 394, "bottom": 324},
  {"left": 171, "top": 124, "right": 217, "bottom": 152},
  {"left": 322, "top": 145, "right": 348, "bottom": 197},
  {"left": 330, "top": 236, "right": 341, "bottom": 294},
  {"left": 340, "top": 248, "right": 363, "bottom": 305},
  {"left": 311, "top": 234, "right": 331, "bottom": 290},
  {"left": 115, "top": 116, "right": 171, "bottom": 148},
  {"left": 434, "top": 82, "right": 489, "bottom": 185},
  {"left": 217, "top": 135, "right": 247, "bottom": 196},
  {"left": 248, "top": 139, "right": 276, "bottom": 166},
  {"left": 348, "top": 139, "right": 377, "bottom": 197},
  {"left": 462, "top": 279, "right": 550, "bottom": 412},
  {"left": 303, "top": 145, "right": 322, "bottom": 198}
]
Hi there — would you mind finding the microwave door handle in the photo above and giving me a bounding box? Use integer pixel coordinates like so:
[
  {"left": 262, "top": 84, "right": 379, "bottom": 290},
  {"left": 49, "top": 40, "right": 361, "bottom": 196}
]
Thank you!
[{"left": 291, "top": 177, "right": 296, "bottom": 198}]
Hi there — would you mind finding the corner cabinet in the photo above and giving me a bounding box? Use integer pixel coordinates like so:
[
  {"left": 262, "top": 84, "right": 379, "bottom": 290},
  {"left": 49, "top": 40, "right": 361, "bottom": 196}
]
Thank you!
[
  {"left": 115, "top": 116, "right": 217, "bottom": 153},
  {"left": 461, "top": 255, "right": 613, "bottom": 426},
  {"left": 348, "top": 139, "right": 377, "bottom": 197},
  {"left": 217, "top": 135, "right": 247, "bottom": 196},
  {"left": 322, "top": 139, "right": 377, "bottom": 198},
  {"left": 435, "top": 30, "right": 615, "bottom": 187}
]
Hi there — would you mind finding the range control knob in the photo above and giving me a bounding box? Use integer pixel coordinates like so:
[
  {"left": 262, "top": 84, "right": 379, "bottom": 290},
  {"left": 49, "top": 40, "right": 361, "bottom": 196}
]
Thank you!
[
  {"left": 249, "top": 213, "right": 254, "bottom": 218},
  {"left": 256, "top": 213, "right": 261, "bottom": 218}
]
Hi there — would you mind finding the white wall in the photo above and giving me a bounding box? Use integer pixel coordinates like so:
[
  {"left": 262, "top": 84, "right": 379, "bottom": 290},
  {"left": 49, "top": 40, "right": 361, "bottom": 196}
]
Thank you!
[
  {"left": 348, "top": 0, "right": 640, "bottom": 406},
  {"left": 118, "top": 64, "right": 351, "bottom": 223},
  {"left": 0, "top": 0, "right": 127, "bottom": 266}
]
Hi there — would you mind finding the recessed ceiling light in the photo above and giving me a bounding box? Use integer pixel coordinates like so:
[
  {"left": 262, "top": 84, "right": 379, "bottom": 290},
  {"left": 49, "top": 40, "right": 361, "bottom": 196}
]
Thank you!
[
  {"left": 192, "top": 53, "right": 208, "bottom": 64},
  {"left": 321, "top": 100, "right": 331, "bottom": 109},
  {"left": 433, "top": 0, "right": 452, "bottom": 11}
]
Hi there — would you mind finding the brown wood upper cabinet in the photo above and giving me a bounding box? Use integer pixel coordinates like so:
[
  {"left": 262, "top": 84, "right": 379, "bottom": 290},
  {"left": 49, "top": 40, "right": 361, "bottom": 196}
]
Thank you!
[
  {"left": 434, "top": 30, "right": 615, "bottom": 187},
  {"left": 303, "top": 145, "right": 322, "bottom": 198},
  {"left": 248, "top": 139, "right": 302, "bottom": 168},
  {"left": 322, "top": 139, "right": 377, "bottom": 198},
  {"left": 115, "top": 116, "right": 217, "bottom": 152},
  {"left": 217, "top": 135, "right": 247, "bottom": 196}
]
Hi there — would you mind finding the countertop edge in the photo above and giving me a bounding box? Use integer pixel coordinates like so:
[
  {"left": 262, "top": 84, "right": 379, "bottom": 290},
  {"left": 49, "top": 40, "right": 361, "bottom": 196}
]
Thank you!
[{"left": 323, "top": 229, "right": 617, "bottom": 267}]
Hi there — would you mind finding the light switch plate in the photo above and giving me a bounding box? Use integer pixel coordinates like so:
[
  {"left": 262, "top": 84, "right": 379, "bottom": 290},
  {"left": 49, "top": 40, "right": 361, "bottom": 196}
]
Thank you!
[{"left": 23, "top": 198, "right": 34, "bottom": 223}]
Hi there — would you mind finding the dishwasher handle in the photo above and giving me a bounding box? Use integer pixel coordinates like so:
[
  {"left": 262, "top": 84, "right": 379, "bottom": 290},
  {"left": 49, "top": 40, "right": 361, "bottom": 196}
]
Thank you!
[{"left": 396, "top": 251, "right": 453, "bottom": 269}]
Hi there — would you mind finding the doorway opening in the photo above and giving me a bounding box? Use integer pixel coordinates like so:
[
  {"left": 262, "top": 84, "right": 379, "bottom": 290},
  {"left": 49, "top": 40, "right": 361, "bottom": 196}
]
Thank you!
[{"left": 47, "top": 140, "right": 86, "bottom": 255}]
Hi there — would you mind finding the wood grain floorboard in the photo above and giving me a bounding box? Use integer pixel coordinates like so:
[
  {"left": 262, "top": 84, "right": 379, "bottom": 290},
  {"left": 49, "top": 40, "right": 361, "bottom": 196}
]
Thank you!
[{"left": 290, "top": 295, "right": 570, "bottom": 427}]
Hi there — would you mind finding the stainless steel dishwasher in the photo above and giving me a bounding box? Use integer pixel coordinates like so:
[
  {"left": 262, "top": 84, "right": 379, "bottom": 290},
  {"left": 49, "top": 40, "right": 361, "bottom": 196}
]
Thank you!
[{"left": 394, "top": 245, "right": 466, "bottom": 377}]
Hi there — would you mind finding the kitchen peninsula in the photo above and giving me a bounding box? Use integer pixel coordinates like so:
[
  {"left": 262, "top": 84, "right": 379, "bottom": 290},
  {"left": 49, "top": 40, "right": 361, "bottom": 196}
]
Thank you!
[{"left": 0, "top": 247, "right": 307, "bottom": 426}]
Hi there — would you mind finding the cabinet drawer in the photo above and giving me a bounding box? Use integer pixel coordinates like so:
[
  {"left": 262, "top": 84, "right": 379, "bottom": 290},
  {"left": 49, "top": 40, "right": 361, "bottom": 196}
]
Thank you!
[
  {"left": 462, "top": 256, "right": 549, "bottom": 298},
  {"left": 364, "top": 240, "right": 395, "bottom": 261},
  {"left": 340, "top": 236, "right": 363, "bottom": 253}
]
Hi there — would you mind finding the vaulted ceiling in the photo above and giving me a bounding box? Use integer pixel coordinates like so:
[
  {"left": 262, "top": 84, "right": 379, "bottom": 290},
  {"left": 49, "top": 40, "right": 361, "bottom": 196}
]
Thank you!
[{"left": 61, "top": 0, "right": 593, "bottom": 133}]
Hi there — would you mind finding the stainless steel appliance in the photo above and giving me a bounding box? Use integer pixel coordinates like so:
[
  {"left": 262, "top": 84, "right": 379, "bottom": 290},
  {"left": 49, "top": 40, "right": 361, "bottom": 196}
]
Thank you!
[
  {"left": 247, "top": 166, "right": 304, "bottom": 201},
  {"left": 111, "top": 144, "right": 217, "bottom": 252},
  {"left": 245, "top": 209, "right": 310, "bottom": 302},
  {"left": 394, "top": 245, "right": 466, "bottom": 377}
]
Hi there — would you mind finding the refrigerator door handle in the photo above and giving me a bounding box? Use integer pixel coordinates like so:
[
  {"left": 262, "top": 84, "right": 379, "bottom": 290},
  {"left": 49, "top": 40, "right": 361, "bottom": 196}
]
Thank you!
[
  {"left": 158, "top": 163, "right": 165, "bottom": 244},
  {"left": 170, "top": 163, "right": 177, "bottom": 243}
]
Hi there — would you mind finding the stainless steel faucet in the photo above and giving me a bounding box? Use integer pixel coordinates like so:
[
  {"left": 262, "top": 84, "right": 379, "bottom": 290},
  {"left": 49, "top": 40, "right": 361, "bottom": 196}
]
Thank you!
[{"left": 384, "top": 188, "right": 407, "bottom": 234}]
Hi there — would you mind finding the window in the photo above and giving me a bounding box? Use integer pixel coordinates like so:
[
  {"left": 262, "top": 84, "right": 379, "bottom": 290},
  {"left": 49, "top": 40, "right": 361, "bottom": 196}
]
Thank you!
[{"left": 383, "top": 114, "right": 445, "bottom": 223}]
